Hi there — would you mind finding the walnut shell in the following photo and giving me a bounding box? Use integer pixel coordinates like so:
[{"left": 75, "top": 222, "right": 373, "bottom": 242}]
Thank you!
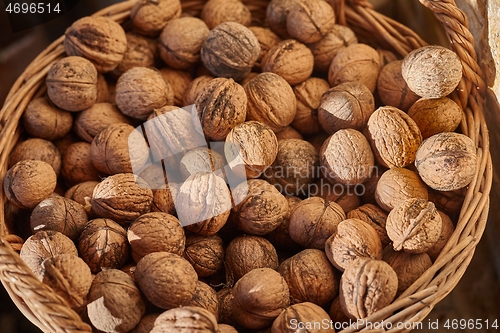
[
  {"left": 137, "top": 160, "right": 168, "bottom": 190},
  {"left": 152, "top": 183, "right": 179, "bottom": 215},
  {"left": 130, "top": 0, "right": 182, "bottom": 36},
  {"left": 266, "top": 0, "right": 306, "bottom": 38},
  {"left": 377, "top": 60, "right": 420, "bottom": 111},
  {"left": 218, "top": 324, "right": 239, "bottom": 333},
  {"left": 265, "top": 196, "right": 302, "bottom": 251},
  {"left": 201, "top": 0, "right": 252, "bottom": 29},
  {"left": 286, "top": 0, "right": 335, "bottom": 44},
  {"left": 61, "top": 142, "right": 101, "bottom": 186},
  {"left": 291, "top": 77, "right": 330, "bottom": 135},
  {"left": 184, "top": 234, "right": 224, "bottom": 277},
  {"left": 22, "top": 97, "right": 73, "bottom": 140},
  {"left": 272, "top": 302, "right": 334, "bottom": 333},
  {"left": 274, "top": 126, "right": 304, "bottom": 141},
  {"left": 312, "top": 178, "right": 361, "bottom": 213},
  {"left": 248, "top": 26, "right": 282, "bottom": 69},
  {"left": 184, "top": 75, "right": 214, "bottom": 106},
  {"left": 96, "top": 73, "right": 110, "bottom": 103},
  {"left": 347, "top": 204, "right": 389, "bottom": 247},
  {"left": 64, "top": 17, "right": 127, "bottom": 73},
  {"left": 64, "top": 181, "right": 99, "bottom": 214},
  {"left": 159, "top": 68, "right": 194, "bottom": 106},
  {"left": 328, "top": 296, "right": 350, "bottom": 325},
  {"left": 180, "top": 147, "right": 225, "bottom": 179},
  {"left": 114, "top": 32, "right": 157, "bottom": 76},
  {"left": 186, "top": 281, "right": 220, "bottom": 321},
  {"left": 9, "top": 138, "right": 62, "bottom": 176},
  {"left": 152, "top": 306, "right": 218, "bottom": 333},
  {"left": 131, "top": 314, "right": 160, "bottom": 333},
  {"left": 427, "top": 211, "right": 455, "bottom": 261},
  {"left": 218, "top": 288, "right": 237, "bottom": 325}
]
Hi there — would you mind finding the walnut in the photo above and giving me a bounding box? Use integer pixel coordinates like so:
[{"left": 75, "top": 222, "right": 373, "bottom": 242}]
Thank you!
[
  {"left": 232, "top": 268, "right": 290, "bottom": 329},
  {"left": 320, "top": 129, "right": 375, "bottom": 185},
  {"left": 308, "top": 24, "right": 358, "bottom": 72},
  {"left": 415, "top": 132, "right": 477, "bottom": 191},
  {"left": 137, "top": 161, "right": 168, "bottom": 190},
  {"left": 64, "top": 16, "right": 127, "bottom": 72},
  {"left": 313, "top": 178, "right": 361, "bottom": 213},
  {"left": 275, "top": 126, "right": 304, "bottom": 141},
  {"left": 340, "top": 257, "right": 398, "bottom": 319},
  {"left": 427, "top": 211, "right": 455, "bottom": 261},
  {"left": 375, "top": 167, "right": 428, "bottom": 212},
  {"left": 131, "top": 314, "right": 160, "bottom": 333},
  {"left": 428, "top": 188, "right": 465, "bottom": 218},
  {"left": 180, "top": 147, "right": 225, "bottom": 180},
  {"left": 289, "top": 196, "right": 345, "bottom": 249},
  {"left": 262, "top": 39, "right": 314, "bottom": 85},
  {"left": 325, "top": 218, "right": 383, "bottom": 271},
  {"left": 9, "top": 138, "right": 61, "bottom": 176},
  {"left": 360, "top": 165, "right": 386, "bottom": 205},
  {"left": 366, "top": 106, "right": 422, "bottom": 168},
  {"left": 4, "top": 160, "right": 57, "bottom": 209},
  {"left": 291, "top": 77, "right": 330, "bottom": 135},
  {"left": 41, "top": 254, "right": 92, "bottom": 309},
  {"left": 184, "top": 234, "right": 224, "bottom": 277},
  {"left": 402, "top": 45, "right": 463, "bottom": 98},
  {"left": 286, "top": 0, "right": 335, "bottom": 43},
  {"left": 115, "top": 67, "right": 174, "bottom": 120},
  {"left": 151, "top": 306, "right": 218, "bottom": 333},
  {"left": 278, "top": 249, "right": 338, "bottom": 306},
  {"left": 201, "top": 0, "right": 252, "bottom": 29},
  {"left": 244, "top": 72, "right": 297, "bottom": 132},
  {"left": 329, "top": 296, "right": 350, "bottom": 325},
  {"left": 272, "top": 302, "right": 333, "bottom": 333},
  {"left": 232, "top": 179, "right": 289, "bottom": 235},
  {"left": 217, "top": 288, "right": 236, "bottom": 325},
  {"left": 347, "top": 204, "right": 389, "bottom": 247},
  {"left": 225, "top": 235, "right": 278, "bottom": 285},
  {"left": 46, "top": 56, "right": 97, "bottom": 112},
  {"left": 407, "top": 97, "right": 462, "bottom": 139},
  {"left": 377, "top": 60, "right": 420, "bottom": 111},
  {"left": 186, "top": 281, "right": 220, "bottom": 321},
  {"left": 22, "top": 97, "right": 73, "bottom": 140},
  {"left": 20, "top": 231, "right": 78, "bottom": 280},
  {"left": 266, "top": 0, "right": 306, "bottom": 38},
  {"left": 377, "top": 48, "right": 399, "bottom": 67},
  {"left": 74, "top": 103, "right": 132, "bottom": 143},
  {"left": 159, "top": 68, "right": 193, "bottom": 106},
  {"left": 96, "top": 74, "right": 110, "bottom": 103},
  {"left": 130, "top": 0, "right": 182, "bottom": 36},
  {"left": 201, "top": 22, "right": 261, "bottom": 81},
  {"left": 135, "top": 251, "right": 198, "bottom": 309},
  {"left": 61, "top": 142, "right": 101, "bottom": 186},
  {"left": 159, "top": 17, "right": 209, "bottom": 70},
  {"left": 248, "top": 26, "right": 281, "bottom": 69},
  {"left": 266, "top": 196, "right": 302, "bottom": 250},
  {"left": 195, "top": 77, "right": 247, "bottom": 140},
  {"left": 65, "top": 181, "right": 98, "bottom": 215},
  {"left": 113, "top": 32, "right": 157, "bottom": 76},
  {"left": 87, "top": 269, "right": 145, "bottom": 333},
  {"left": 386, "top": 198, "right": 442, "bottom": 253},
  {"left": 328, "top": 43, "right": 381, "bottom": 92},
  {"left": 152, "top": 183, "right": 179, "bottom": 215},
  {"left": 218, "top": 324, "right": 238, "bottom": 333},
  {"left": 184, "top": 75, "right": 214, "bottom": 106}
]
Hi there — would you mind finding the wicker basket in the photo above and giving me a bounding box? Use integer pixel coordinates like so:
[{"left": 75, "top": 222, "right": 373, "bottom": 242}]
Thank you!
[{"left": 0, "top": 0, "right": 492, "bottom": 332}]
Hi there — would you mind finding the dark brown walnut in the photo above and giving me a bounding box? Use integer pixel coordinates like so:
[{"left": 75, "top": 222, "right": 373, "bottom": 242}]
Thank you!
[
  {"left": 159, "top": 17, "right": 210, "bottom": 70},
  {"left": 347, "top": 204, "right": 389, "bottom": 247},
  {"left": 318, "top": 82, "right": 375, "bottom": 134},
  {"left": 308, "top": 131, "right": 329, "bottom": 155},
  {"left": 289, "top": 196, "right": 345, "bottom": 249},
  {"left": 180, "top": 147, "right": 226, "bottom": 180},
  {"left": 87, "top": 269, "right": 145, "bottom": 333},
  {"left": 386, "top": 198, "right": 442, "bottom": 253},
  {"left": 275, "top": 126, "right": 304, "bottom": 141},
  {"left": 232, "top": 179, "right": 289, "bottom": 235},
  {"left": 61, "top": 142, "right": 101, "bottom": 186},
  {"left": 329, "top": 296, "right": 350, "bottom": 325},
  {"left": 291, "top": 77, "right": 330, "bottom": 135},
  {"left": 128, "top": 212, "right": 185, "bottom": 262},
  {"left": 176, "top": 172, "right": 232, "bottom": 235},
  {"left": 266, "top": 0, "right": 306, "bottom": 38},
  {"left": 427, "top": 211, "right": 455, "bottom": 261},
  {"left": 20, "top": 231, "right": 78, "bottom": 280},
  {"left": 360, "top": 164, "right": 386, "bottom": 205},
  {"left": 22, "top": 97, "right": 73, "bottom": 140},
  {"left": 266, "top": 196, "right": 302, "bottom": 250},
  {"left": 186, "top": 281, "right": 220, "bottom": 321},
  {"left": 248, "top": 26, "right": 281, "bottom": 69},
  {"left": 308, "top": 24, "right": 358, "bottom": 72},
  {"left": 91, "top": 173, "right": 153, "bottom": 224},
  {"left": 428, "top": 187, "right": 465, "bottom": 218},
  {"left": 201, "top": 0, "right": 252, "bottom": 29},
  {"left": 377, "top": 60, "right": 420, "bottom": 111},
  {"left": 65, "top": 181, "right": 99, "bottom": 214},
  {"left": 383, "top": 247, "right": 432, "bottom": 295},
  {"left": 9, "top": 138, "right": 62, "bottom": 176},
  {"left": 135, "top": 251, "right": 198, "bottom": 309},
  {"left": 30, "top": 197, "right": 88, "bottom": 241},
  {"left": 325, "top": 218, "right": 383, "bottom": 271},
  {"left": 278, "top": 249, "right": 338, "bottom": 306},
  {"left": 195, "top": 77, "right": 247, "bottom": 140},
  {"left": 74, "top": 103, "right": 132, "bottom": 143},
  {"left": 184, "top": 234, "right": 224, "bottom": 277},
  {"left": 113, "top": 32, "right": 157, "bottom": 76},
  {"left": 312, "top": 178, "right": 361, "bottom": 213},
  {"left": 366, "top": 106, "right": 422, "bottom": 168},
  {"left": 402, "top": 45, "right": 463, "bottom": 98},
  {"left": 46, "top": 56, "right": 97, "bottom": 112},
  {"left": 130, "top": 0, "right": 181, "bottom": 36},
  {"left": 286, "top": 0, "right": 335, "bottom": 44},
  {"left": 184, "top": 75, "right": 214, "bottom": 106},
  {"left": 225, "top": 235, "right": 279, "bottom": 285},
  {"left": 320, "top": 129, "right": 375, "bottom": 186},
  {"left": 375, "top": 167, "right": 428, "bottom": 212},
  {"left": 151, "top": 306, "right": 218, "bottom": 333},
  {"left": 64, "top": 16, "right": 127, "bottom": 72},
  {"left": 41, "top": 254, "right": 92, "bottom": 309},
  {"left": 131, "top": 314, "right": 160, "bottom": 333},
  {"left": 262, "top": 39, "right": 314, "bottom": 85},
  {"left": 407, "top": 97, "right": 462, "bottom": 139},
  {"left": 201, "top": 22, "right": 261, "bottom": 81},
  {"left": 217, "top": 288, "right": 237, "bottom": 326},
  {"left": 96, "top": 74, "right": 110, "bottom": 103},
  {"left": 328, "top": 43, "right": 381, "bottom": 93},
  {"left": 78, "top": 218, "right": 129, "bottom": 273},
  {"left": 340, "top": 257, "right": 398, "bottom": 319},
  {"left": 152, "top": 183, "right": 179, "bottom": 215},
  {"left": 115, "top": 67, "right": 174, "bottom": 120},
  {"left": 4, "top": 160, "right": 57, "bottom": 209},
  {"left": 54, "top": 132, "right": 80, "bottom": 159},
  {"left": 245, "top": 72, "right": 297, "bottom": 132},
  {"left": 159, "top": 68, "right": 193, "bottom": 106},
  {"left": 272, "top": 302, "right": 334, "bottom": 333},
  {"left": 225, "top": 121, "right": 279, "bottom": 179}
]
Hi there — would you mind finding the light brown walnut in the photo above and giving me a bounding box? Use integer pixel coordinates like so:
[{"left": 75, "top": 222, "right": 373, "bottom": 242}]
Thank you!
[
  {"left": 185, "top": 281, "right": 220, "bottom": 321},
  {"left": 130, "top": 0, "right": 182, "bottom": 36},
  {"left": 184, "top": 75, "right": 214, "bottom": 106},
  {"left": 248, "top": 26, "right": 282, "bottom": 69},
  {"left": 286, "top": 0, "right": 335, "bottom": 44},
  {"left": 291, "top": 77, "right": 330, "bottom": 135},
  {"left": 152, "top": 306, "right": 218, "bottom": 333},
  {"left": 427, "top": 211, "right": 455, "bottom": 261},
  {"left": 266, "top": 0, "right": 306, "bottom": 38},
  {"left": 61, "top": 142, "right": 101, "bottom": 186},
  {"left": 159, "top": 68, "right": 193, "bottom": 106},
  {"left": 201, "top": 0, "right": 252, "bottom": 29},
  {"left": 408, "top": 97, "right": 462, "bottom": 139},
  {"left": 347, "top": 204, "right": 389, "bottom": 247},
  {"left": 377, "top": 60, "right": 420, "bottom": 111},
  {"left": 22, "top": 97, "right": 73, "bottom": 140},
  {"left": 9, "top": 138, "right": 61, "bottom": 176},
  {"left": 274, "top": 126, "right": 304, "bottom": 141},
  {"left": 184, "top": 234, "right": 224, "bottom": 277},
  {"left": 272, "top": 302, "right": 334, "bottom": 333},
  {"left": 114, "top": 32, "right": 157, "bottom": 76}
]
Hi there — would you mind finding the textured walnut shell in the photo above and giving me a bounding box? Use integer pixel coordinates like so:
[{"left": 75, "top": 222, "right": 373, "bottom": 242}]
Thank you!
[
  {"left": 184, "top": 234, "right": 224, "bottom": 277},
  {"left": 272, "top": 302, "right": 334, "bottom": 333},
  {"left": 408, "top": 97, "right": 462, "bottom": 139},
  {"left": 340, "top": 257, "right": 398, "bottom": 319},
  {"left": 312, "top": 178, "right": 361, "bottom": 213},
  {"left": 22, "top": 97, "right": 73, "bottom": 140},
  {"left": 184, "top": 75, "right": 214, "bottom": 106},
  {"left": 159, "top": 68, "right": 193, "bottom": 106},
  {"left": 232, "top": 268, "right": 290, "bottom": 329},
  {"left": 131, "top": 314, "right": 160, "bottom": 333},
  {"left": 195, "top": 77, "right": 247, "bottom": 140},
  {"left": 114, "top": 32, "right": 157, "bottom": 76},
  {"left": 130, "top": 0, "right": 182, "bottom": 36},
  {"left": 138, "top": 162, "right": 168, "bottom": 190},
  {"left": 427, "top": 211, "right": 455, "bottom": 261},
  {"left": 320, "top": 129, "right": 374, "bottom": 185},
  {"left": 185, "top": 281, "right": 220, "bottom": 321},
  {"left": 9, "top": 138, "right": 61, "bottom": 176},
  {"left": 415, "top": 132, "right": 477, "bottom": 191},
  {"left": 386, "top": 198, "right": 442, "bottom": 253},
  {"left": 347, "top": 204, "right": 389, "bottom": 247},
  {"left": 266, "top": 0, "right": 306, "bottom": 38},
  {"left": 278, "top": 249, "right": 338, "bottom": 306},
  {"left": 152, "top": 183, "right": 179, "bottom": 215},
  {"left": 291, "top": 77, "right": 330, "bottom": 135},
  {"left": 180, "top": 147, "right": 225, "bottom": 179},
  {"left": 61, "top": 142, "right": 101, "bottom": 186},
  {"left": 248, "top": 26, "right": 281, "bottom": 69},
  {"left": 135, "top": 252, "right": 198, "bottom": 309},
  {"left": 218, "top": 324, "right": 239, "bottom": 333},
  {"left": 286, "top": 0, "right": 335, "bottom": 44},
  {"left": 329, "top": 296, "right": 350, "bottom": 325},
  {"left": 201, "top": 0, "right": 252, "bottom": 29},
  {"left": 152, "top": 306, "right": 218, "bottom": 333},
  {"left": 64, "top": 181, "right": 99, "bottom": 214},
  {"left": 262, "top": 39, "right": 314, "bottom": 85},
  {"left": 46, "top": 56, "right": 97, "bottom": 112},
  {"left": 366, "top": 106, "right": 422, "bottom": 168},
  {"left": 289, "top": 196, "right": 345, "bottom": 249},
  {"left": 275, "top": 126, "right": 304, "bottom": 141},
  {"left": 402, "top": 45, "right": 462, "bottom": 98},
  {"left": 96, "top": 73, "right": 110, "bottom": 103},
  {"left": 4, "top": 160, "right": 57, "bottom": 209},
  {"left": 218, "top": 288, "right": 237, "bottom": 325},
  {"left": 64, "top": 17, "right": 127, "bottom": 73},
  {"left": 377, "top": 60, "right": 420, "bottom": 111},
  {"left": 265, "top": 196, "right": 302, "bottom": 251}
]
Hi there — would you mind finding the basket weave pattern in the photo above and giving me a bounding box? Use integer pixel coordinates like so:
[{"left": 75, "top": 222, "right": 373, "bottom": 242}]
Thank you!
[{"left": 0, "top": 0, "right": 492, "bottom": 332}]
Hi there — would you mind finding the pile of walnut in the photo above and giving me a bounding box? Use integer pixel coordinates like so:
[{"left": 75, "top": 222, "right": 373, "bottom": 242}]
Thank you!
[{"left": 7, "top": 0, "right": 475, "bottom": 332}]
